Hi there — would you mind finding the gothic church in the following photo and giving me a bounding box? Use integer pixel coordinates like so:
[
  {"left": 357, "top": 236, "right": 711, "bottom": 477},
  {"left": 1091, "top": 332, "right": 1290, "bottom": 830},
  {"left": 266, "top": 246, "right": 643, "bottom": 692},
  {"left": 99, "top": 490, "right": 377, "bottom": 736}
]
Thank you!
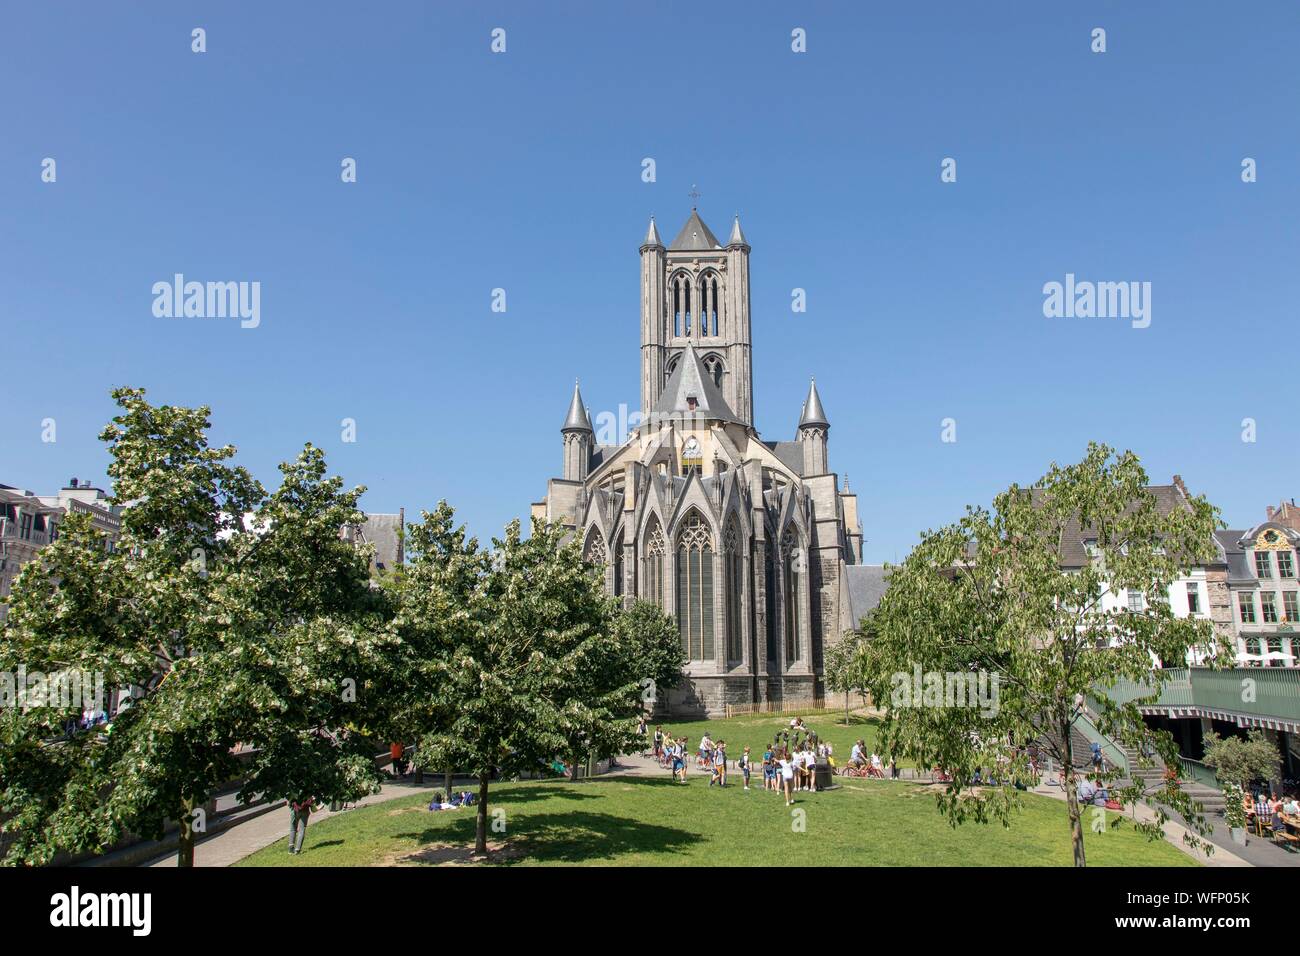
[{"left": 534, "top": 208, "right": 876, "bottom": 717}]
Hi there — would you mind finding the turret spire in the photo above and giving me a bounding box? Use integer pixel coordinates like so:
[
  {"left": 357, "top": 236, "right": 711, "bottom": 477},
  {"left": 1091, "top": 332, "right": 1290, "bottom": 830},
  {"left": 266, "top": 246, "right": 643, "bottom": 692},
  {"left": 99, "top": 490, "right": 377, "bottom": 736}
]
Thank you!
[
  {"left": 562, "top": 380, "right": 593, "bottom": 432},
  {"left": 799, "top": 377, "right": 829, "bottom": 428}
]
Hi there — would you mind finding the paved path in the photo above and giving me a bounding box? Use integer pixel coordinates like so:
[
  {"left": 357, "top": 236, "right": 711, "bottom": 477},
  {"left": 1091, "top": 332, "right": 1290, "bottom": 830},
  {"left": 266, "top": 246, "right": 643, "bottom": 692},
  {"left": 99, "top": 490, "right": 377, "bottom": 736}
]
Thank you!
[{"left": 145, "top": 777, "right": 445, "bottom": 867}]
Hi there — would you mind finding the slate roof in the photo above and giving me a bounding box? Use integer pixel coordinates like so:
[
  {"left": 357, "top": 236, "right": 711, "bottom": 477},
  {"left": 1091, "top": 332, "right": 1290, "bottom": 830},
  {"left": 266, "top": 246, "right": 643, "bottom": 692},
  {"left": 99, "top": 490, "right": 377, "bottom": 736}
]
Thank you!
[
  {"left": 669, "top": 209, "right": 722, "bottom": 251},
  {"left": 563, "top": 381, "right": 593, "bottom": 432},
  {"left": 652, "top": 343, "right": 743, "bottom": 424},
  {"left": 798, "top": 379, "right": 829, "bottom": 428},
  {"left": 844, "top": 564, "right": 889, "bottom": 626},
  {"left": 359, "top": 512, "right": 403, "bottom": 571}
]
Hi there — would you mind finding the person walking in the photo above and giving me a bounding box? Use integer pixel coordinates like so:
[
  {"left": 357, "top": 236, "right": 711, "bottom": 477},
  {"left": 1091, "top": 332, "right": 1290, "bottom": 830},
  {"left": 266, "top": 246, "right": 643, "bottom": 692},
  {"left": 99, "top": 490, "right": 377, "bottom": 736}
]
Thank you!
[{"left": 288, "top": 796, "right": 316, "bottom": 855}]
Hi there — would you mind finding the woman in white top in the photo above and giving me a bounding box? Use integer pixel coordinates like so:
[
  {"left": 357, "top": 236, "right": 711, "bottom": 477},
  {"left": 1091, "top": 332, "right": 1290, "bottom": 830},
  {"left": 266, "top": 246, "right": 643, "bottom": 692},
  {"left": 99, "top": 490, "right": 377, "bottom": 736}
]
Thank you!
[{"left": 779, "top": 751, "right": 796, "bottom": 805}]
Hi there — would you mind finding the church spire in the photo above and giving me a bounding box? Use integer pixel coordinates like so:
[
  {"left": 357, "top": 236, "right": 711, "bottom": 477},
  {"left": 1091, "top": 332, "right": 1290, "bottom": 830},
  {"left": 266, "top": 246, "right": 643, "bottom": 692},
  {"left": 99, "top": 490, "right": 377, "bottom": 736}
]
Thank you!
[
  {"left": 799, "top": 377, "right": 829, "bottom": 428},
  {"left": 727, "top": 214, "right": 748, "bottom": 248},
  {"left": 562, "top": 379, "right": 593, "bottom": 432},
  {"left": 642, "top": 216, "right": 663, "bottom": 248}
]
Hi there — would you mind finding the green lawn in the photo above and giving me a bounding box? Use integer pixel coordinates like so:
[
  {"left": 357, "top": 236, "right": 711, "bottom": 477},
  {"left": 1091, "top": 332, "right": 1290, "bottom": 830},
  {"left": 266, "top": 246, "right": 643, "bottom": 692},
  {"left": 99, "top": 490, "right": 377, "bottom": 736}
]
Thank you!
[{"left": 238, "top": 773, "right": 1197, "bottom": 868}]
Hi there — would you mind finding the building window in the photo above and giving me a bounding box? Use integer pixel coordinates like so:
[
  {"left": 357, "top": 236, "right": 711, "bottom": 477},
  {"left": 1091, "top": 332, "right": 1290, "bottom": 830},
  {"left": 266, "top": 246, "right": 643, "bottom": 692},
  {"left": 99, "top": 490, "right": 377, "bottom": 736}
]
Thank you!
[
  {"left": 1255, "top": 551, "right": 1272, "bottom": 578},
  {"left": 1239, "top": 592, "right": 1256, "bottom": 624},
  {"left": 1244, "top": 636, "right": 1262, "bottom": 665},
  {"left": 1266, "top": 637, "right": 1285, "bottom": 667},
  {"left": 1261, "top": 591, "right": 1278, "bottom": 624},
  {"left": 1278, "top": 550, "right": 1295, "bottom": 579},
  {"left": 1126, "top": 589, "right": 1144, "bottom": 613},
  {"left": 19, "top": 513, "right": 33, "bottom": 540},
  {"left": 764, "top": 542, "right": 778, "bottom": 663},
  {"left": 1186, "top": 582, "right": 1200, "bottom": 615},
  {"left": 1283, "top": 591, "right": 1298, "bottom": 623},
  {"left": 782, "top": 529, "right": 803, "bottom": 664},
  {"left": 642, "top": 519, "right": 665, "bottom": 607},
  {"left": 676, "top": 513, "right": 714, "bottom": 661},
  {"left": 612, "top": 530, "right": 624, "bottom": 599},
  {"left": 723, "top": 521, "right": 743, "bottom": 663}
]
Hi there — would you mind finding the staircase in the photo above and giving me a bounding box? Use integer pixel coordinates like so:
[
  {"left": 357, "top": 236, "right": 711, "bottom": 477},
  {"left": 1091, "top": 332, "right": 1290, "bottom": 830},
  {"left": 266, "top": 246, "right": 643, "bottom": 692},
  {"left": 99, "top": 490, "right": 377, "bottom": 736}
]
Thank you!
[{"left": 1115, "top": 744, "right": 1225, "bottom": 816}]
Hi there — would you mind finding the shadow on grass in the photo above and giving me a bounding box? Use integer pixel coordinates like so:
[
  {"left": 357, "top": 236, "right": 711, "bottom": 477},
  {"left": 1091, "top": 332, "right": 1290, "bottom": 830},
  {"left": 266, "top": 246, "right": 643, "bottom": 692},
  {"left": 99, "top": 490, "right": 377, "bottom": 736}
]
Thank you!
[{"left": 396, "top": 809, "right": 696, "bottom": 865}]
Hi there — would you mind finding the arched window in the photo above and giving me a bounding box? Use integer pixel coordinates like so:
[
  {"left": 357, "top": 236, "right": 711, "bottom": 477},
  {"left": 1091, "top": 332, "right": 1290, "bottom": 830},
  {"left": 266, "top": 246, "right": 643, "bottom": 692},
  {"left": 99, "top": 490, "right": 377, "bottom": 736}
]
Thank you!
[
  {"left": 612, "top": 529, "right": 624, "bottom": 598},
  {"left": 764, "top": 539, "right": 778, "bottom": 663},
  {"left": 782, "top": 528, "right": 802, "bottom": 664},
  {"left": 676, "top": 512, "right": 714, "bottom": 661},
  {"left": 671, "top": 272, "right": 693, "bottom": 337},
  {"left": 700, "top": 271, "right": 721, "bottom": 336},
  {"left": 585, "top": 527, "right": 607, "bottom": 567},
  {"left": 702, "top": 354, "right": 724, "bottom": 389},
  {"left": 642, "top": 518, "right": 666, "bottom": 607},
  {"left": 724, "top": 520, "right": 744, "bottom": 662}
]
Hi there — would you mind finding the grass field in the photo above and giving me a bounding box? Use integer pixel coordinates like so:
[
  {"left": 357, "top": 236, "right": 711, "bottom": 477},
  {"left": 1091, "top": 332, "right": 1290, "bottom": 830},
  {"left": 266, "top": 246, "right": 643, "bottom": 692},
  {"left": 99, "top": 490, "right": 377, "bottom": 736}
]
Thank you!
[{"left": 238, "top": 773, "right": 1197, "bottom": 868}]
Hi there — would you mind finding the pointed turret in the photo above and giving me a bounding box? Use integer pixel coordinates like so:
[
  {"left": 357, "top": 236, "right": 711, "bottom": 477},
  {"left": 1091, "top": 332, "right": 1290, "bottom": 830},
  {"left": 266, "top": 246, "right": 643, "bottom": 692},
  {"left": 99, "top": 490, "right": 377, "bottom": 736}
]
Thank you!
[
  {"left": 727, "top": 214, "right": 748, "bottom": 248},
  {"left": 562, "top": 379, "right": 593, "bottom": 433},
  {"left": 642, "top": 216, "right": 663, "bottom": 249},
  {"left": 562, "top": 380, "right": 594, "bottom": 482},
  {"left": 797, "top": 377, "right": 829, "bottom": 476},
  {"left": 798, "top": 378, "right": 829, "bottom": 428}
]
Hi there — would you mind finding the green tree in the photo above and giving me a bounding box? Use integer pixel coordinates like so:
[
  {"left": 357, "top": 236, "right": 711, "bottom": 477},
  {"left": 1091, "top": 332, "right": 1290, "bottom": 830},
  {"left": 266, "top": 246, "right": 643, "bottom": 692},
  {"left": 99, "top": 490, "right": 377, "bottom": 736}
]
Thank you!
[
  {"left": 1202, "top": 730, "right": 1280, "bottom": 791},
  {"left": 0, "top": 388, "right": 389, "bottom": 866},
  {"left": 615, "top": 599, "right": 687, "bottom": 717},
  {"left": 399, "top": 511, "right": 632, "bottom": 855},
  {"left": 825, "top": 613, "right": 879, "bottom": 722},
  {"left": 856, "top": 443, "right": 1223, "bottom": 867}
]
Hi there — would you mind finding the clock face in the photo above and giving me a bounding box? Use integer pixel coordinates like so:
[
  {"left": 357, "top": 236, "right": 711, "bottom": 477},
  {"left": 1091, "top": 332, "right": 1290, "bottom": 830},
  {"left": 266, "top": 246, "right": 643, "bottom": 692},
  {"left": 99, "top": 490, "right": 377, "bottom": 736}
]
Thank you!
[{"left": 682, "top": 437, "right": 700, "bottom": 457}]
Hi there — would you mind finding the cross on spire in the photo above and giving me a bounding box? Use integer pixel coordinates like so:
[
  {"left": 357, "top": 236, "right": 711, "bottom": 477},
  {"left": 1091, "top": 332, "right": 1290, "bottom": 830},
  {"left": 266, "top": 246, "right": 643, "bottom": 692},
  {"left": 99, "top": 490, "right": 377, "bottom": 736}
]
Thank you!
[{"left": 688, "top": 183, "right": 701, "bottom": 206}]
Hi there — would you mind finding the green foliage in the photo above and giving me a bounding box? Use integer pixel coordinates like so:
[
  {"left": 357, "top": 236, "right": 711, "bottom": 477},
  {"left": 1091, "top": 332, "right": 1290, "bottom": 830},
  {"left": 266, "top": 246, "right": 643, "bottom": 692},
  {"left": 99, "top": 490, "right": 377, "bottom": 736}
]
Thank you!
[
  {"left": 0, "top": 388, "right": 389, "bottom": 865},
  {"left": 390, "top": 508, "right": 645, "bottom": 853},
  {"left": 853, "top": 443, "right": 1224, "bottom": 866},
  {"left": 1202, "top": 730, "right": 1280, "bottom": 791},
  {"left": 615, "top": 599, "right": 687, "bottom": 709}
]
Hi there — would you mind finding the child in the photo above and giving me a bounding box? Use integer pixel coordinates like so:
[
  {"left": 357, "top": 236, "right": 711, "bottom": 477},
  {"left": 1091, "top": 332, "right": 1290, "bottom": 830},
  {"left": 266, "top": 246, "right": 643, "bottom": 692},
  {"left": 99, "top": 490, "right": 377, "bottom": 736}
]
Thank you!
[
  {"left": 715, "top": 741, "right": 727, "bottom": 787},
  {"left": 779, "top": 749, "right": 796, "bottom": 806},
  {"left": 739, "top": 746, "right": 752, "bottom": 790},
  {"left": 653, "top": 726, "right": 664, "bottom": 761},
  {"left": 671, "top": 739, "right": 685, "bottom": 783},
  {"left": 677, "top": 737, "right": 689, "bottom": 782},
  {"left": 762, "top": 744, "right": 775, "bottom": 791}
]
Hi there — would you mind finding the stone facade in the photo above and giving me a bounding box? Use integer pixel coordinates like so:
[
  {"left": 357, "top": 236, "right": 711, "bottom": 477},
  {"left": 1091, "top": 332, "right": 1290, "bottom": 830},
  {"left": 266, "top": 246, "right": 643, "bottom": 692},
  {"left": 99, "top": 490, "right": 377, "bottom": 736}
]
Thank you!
[{"left": 533, "top": 209, "right": 867, "bottom": 718}]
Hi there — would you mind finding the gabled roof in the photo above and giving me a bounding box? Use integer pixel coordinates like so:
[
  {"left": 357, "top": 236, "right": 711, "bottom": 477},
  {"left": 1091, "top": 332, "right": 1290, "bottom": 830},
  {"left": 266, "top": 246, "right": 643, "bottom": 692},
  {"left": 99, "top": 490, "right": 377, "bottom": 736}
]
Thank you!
[
  {"left": 652, "top": 343, "right": 743, "bottom": 424},
  {"left": 669, "top": 209, "right": 722, "bottom": 251}
]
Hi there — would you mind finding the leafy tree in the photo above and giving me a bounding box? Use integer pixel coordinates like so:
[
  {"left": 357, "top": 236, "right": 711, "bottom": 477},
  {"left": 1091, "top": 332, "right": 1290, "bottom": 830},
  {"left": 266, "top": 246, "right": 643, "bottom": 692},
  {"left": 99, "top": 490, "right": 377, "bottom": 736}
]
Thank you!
[
  {"left": 400, "top": 511, "right": 632, "bottom": 855},
  {"left": 0, "top": 388, "right": 389, "bottom": 866},
  {"left": 1202, "top": 730, "right": 1280, "bottom": 791},
  {"left": 855, "top": 443, "right": 1223, "bottom": 867},
  {"left": 614, "top": 600, "right": 687, "bottom": 718},
  {"left": 825, "top": 612, "right": 878, "bottom": 721}
]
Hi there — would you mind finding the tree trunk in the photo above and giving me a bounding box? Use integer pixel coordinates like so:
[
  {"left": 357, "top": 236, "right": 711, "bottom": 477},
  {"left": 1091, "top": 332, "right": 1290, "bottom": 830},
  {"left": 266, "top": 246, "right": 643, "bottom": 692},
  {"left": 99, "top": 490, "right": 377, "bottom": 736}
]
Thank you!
[
  {"left": 444, "top": 768, "right": 453, "bottom": 799},
  {"left": 177, "top": 796, "right": 196, "bottom": 868},
  {"left": 570, "top": 751, "right": 581, "bottom": 782},
  {"left": 474, "top": 772, "right": 490, "bottom": 856},
  {"left": 1061, "top": 719, "right": 1087, "bottom": 868}
]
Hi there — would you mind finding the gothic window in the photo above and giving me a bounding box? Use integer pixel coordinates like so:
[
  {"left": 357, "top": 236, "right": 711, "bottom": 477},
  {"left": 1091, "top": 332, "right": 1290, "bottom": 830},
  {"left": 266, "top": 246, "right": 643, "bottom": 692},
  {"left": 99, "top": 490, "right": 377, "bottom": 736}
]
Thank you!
[
  {"left": 702, "top": 354, "right": 724, "bottom": 388},
  {"left": 700, "top": 271, "right": 721, "bottom": 336},
  {"left": 584, "top": 527, "right": 607, "bottom": 567},
  {"left": 664, "top": 353, "right": 679, "bottom": 385},
  {"left": 724, "top": 520, "right": 744, "bottom": 662},
  {"left": 643, "top": 519, "right": 666, "bottom": 607},
  {"left": 676, "top": 512, "right": 714, "bottom": 661},
  {"left": 672, "top": 272, "right": 692, "bottom": 337},
  {"left": 782, "top": 528, "right": 803, "bottom": 664},
  {"left": 612, "top": 529, "right": 624, "bottom": 598},
  {"left": 764, "top": 540, "right": 778, "bottom": 662}
]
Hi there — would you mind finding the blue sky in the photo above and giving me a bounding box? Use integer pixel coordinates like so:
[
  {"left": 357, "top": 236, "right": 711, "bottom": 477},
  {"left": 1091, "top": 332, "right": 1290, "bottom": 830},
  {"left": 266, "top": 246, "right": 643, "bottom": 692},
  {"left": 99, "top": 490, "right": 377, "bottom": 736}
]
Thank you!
[{"left": 2, "top": 1, "right": 1297, "bottom": 561}]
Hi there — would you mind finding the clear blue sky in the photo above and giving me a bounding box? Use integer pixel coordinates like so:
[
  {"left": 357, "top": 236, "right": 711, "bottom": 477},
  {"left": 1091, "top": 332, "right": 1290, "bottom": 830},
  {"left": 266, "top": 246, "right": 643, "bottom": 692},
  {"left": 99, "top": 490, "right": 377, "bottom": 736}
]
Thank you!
[{"left": 2, "top": 1, "right": 1296, "bottom": 561}]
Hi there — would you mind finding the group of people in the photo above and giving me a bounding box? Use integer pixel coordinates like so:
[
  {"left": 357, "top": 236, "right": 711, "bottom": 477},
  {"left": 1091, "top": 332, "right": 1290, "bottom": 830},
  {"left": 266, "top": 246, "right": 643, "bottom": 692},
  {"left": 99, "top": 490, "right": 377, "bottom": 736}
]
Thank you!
[
  {"left": 652, "top": 716, "right": 849, "bottom": 805},
  {"left": 1244, "top": 789, "right": 1300, "bottom": 834}
]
